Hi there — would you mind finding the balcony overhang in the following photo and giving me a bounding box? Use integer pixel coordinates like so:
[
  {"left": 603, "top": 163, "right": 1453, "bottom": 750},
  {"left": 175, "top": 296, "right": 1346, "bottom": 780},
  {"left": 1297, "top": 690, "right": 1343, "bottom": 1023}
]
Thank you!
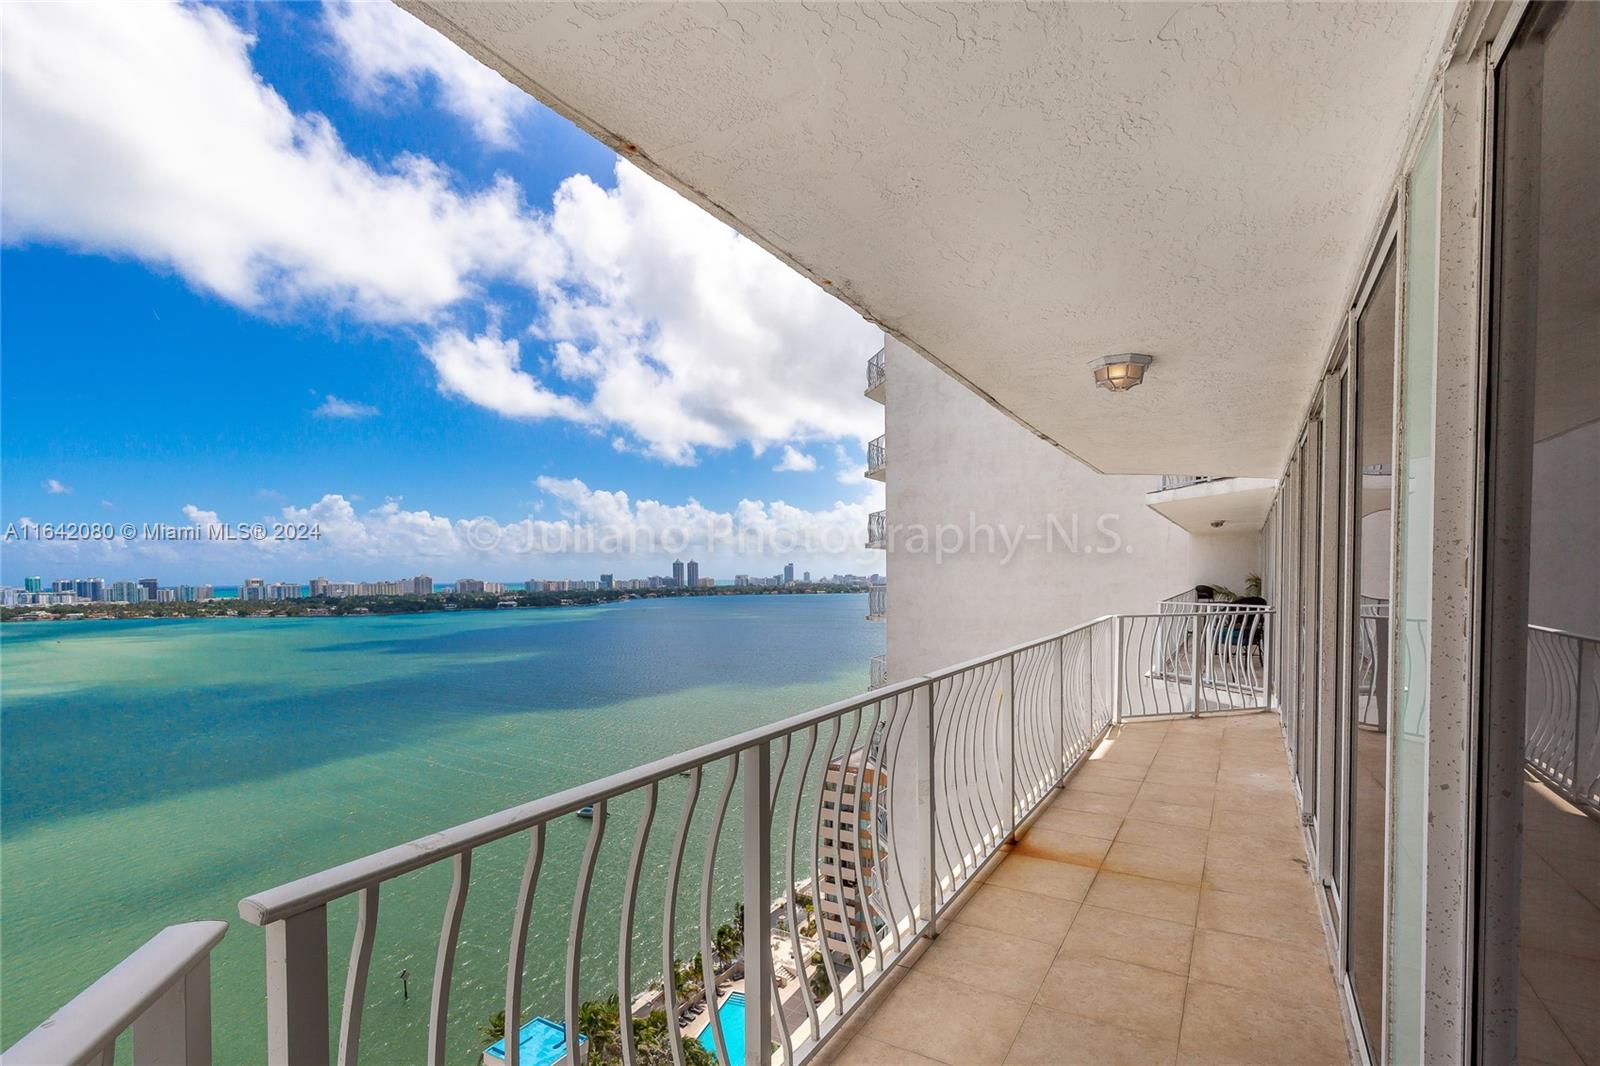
[
  {"left": 1147, "top": 477, "right": 1279, "bottom": 534},
  {"left": 404, "top": 1, "right": 1455, "bottom": 476}
]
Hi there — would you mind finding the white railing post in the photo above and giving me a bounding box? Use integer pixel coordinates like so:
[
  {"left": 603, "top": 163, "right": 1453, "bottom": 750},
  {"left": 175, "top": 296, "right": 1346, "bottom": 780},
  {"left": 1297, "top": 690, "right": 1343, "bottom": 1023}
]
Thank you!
[
  {"left": 1264, "top": 612, "right": 1275, "bottom": 708},
  {"left": 1057, "top": 636, "right": 1068, "bottom": 786},
  {"left": 917, "top": 682, "right": 938, "bottom": 940},
  {"left": 1576, "top": 639, "right": 1597, "bottom": 808},
  {"left": 741, "top": 741, "right": 773, "bottom": 1066},
  {"left": 1006, "top": 653, "right": 1018, "bottom": 843},
  {"left": 133, "top": 954, "right": 214, "bottom": 1066},
  {"left": 1111, "top": 617, "right": 1124, "bottom": 726},
  {"left": 1190, "top": 612, "right": 1203, "bottom": 717},
  {"left": 265, "top": 907, "right": 330, "bottom": 1066}
]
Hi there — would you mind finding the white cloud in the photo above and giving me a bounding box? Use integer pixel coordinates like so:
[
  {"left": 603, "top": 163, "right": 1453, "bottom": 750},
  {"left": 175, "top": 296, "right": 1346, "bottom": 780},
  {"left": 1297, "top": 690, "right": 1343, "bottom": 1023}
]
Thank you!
[
  {"left": 313, "top": 395, "right": 380, "bottom": 419},
  {"left": 537, "top": 164, "right": 883, "bottom": 463},
  {"left": 7, "top": 481, "right": 882, "bottom": 579},
  {"left": 1, "top": 2, "right": 882, "bottom": 466},
  {"left": 323, "top": 1, "right": 530, "bottom": 149},
  {"left": 773, "top": 446, "right": 818, "bottom": 473},
  {"left": 0, "top": 1, "right": 559, "bottom": 324},
  {"left": 423, "top": 328, "right": 588, "bottom": 421},
  {"left": 42, "top": 478, "right": 71, "bottom": 495}
]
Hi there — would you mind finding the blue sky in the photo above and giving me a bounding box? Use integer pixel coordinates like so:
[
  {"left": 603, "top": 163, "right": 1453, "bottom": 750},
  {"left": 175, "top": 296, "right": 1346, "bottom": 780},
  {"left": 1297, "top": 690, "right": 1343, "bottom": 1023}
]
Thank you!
[{"left": 1, "top": 2, "right": 884, "bottom": 583}]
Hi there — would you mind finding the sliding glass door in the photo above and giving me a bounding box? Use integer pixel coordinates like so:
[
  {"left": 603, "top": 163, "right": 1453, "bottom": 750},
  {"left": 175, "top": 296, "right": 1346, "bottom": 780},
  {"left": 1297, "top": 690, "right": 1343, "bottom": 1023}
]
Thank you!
[
  {"left": 1478, "top": 4, "right": 1600, "bottom": 1062},
  {"left": 1347, "top": 243, "right": 1398, "bottom": 1053}
]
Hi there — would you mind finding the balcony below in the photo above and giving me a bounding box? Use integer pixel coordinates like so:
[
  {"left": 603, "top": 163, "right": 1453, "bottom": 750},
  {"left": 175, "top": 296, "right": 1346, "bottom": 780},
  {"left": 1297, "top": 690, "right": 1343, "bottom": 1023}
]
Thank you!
[
  {"left": 816, "top": 714, "right": 1352, "bottom": 1066},
  {"left": 865, "top": 347, "right": 886, "bottom": 404},
  {"left": 1145, "top": 476, "right": 1279, "bottom": 535},
  {"left": 865, "top": 435, "right": 887, "bottom": 482}
]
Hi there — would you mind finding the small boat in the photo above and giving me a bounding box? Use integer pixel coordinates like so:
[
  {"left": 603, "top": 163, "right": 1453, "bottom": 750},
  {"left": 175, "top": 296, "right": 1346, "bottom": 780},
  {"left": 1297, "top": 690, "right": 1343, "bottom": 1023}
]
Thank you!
[
  {"left": 677, "top": 771, "right": 692, "bottom": 778},
  {"left": 576, "top": 805, "right": 594, "bottom": 819}
]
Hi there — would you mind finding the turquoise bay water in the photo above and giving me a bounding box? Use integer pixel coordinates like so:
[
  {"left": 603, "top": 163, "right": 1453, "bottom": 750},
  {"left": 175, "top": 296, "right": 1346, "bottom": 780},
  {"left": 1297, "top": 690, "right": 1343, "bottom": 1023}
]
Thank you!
[{"left": 1, "top": 595, "right": 880, "bottom": 1062}]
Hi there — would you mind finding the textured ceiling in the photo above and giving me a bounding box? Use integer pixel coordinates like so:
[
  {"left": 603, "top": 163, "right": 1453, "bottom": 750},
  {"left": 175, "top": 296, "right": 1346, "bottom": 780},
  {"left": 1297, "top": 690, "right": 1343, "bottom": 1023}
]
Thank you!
[{"left": 405, "top": 1, "right": 1454, "bottom": 476}]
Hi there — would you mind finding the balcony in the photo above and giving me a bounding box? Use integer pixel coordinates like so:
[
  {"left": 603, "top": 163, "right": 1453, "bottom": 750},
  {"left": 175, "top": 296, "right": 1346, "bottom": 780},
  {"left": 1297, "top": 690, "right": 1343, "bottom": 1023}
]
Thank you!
[
  {"left": 12, "top": 604, "right": 1298, "bottom": 1066},
  {"left": 864, "top": 347, "right": 886, "bottom": 404},
  {"left": 866, "top": 510, "right": 887, "bottom": 550},
  {"left": 867, "top": 584, "right": 886, "bottom": 622},
  {"left": 1146, "top": 475, "right": 1279, "bottom": 535},
  {"left": 813, "top": 713, "right": 1347, "bottom": 1065},
  {"left": 864, "top": 435, "right": 887, "bottom": 482}
]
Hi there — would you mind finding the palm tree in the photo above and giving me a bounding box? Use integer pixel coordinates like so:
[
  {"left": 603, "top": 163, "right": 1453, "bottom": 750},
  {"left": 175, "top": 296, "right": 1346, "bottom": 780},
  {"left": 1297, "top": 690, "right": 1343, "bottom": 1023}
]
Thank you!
[
  {"left": 480, "top": 1009, "right": 506, "bottom": 1046},
  {"left": 576, "top": 997, "right": 622, "bottom": 1063},
  {"left": 712, "top": 922, "right": 742, "bottom": 967},
  {"left": 807, "top": 951, "right": 832, "bottom": 1004}
]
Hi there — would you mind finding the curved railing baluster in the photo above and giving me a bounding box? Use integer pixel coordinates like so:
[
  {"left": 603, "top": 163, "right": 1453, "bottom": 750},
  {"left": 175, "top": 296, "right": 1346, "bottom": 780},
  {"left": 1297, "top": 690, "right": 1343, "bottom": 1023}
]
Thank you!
[
  {"left": 564, "top": 800, "right": 608, "bottom": 1063},
  {"left": 698, "top": 757, "right": 739, "bottom": 1065},
  {"left": 427, "top": 850, "right": 471, "bottom": 1066},
  {"left": 782, "top": 725, "right": 820, "bottom": 1042},
  {"left": 618, "top": 787, "right": 656, "bottom": 1066},
  {"left": 504, "top": 825, "right": 547, "bottom": 1066},
  {"left": 809, "top": 717, "right": 845, "bottom": 1018},
  {"left": 337, "top": 884, "right": 379, "bottom": 1066},
  {"left": 662, "top": 769, "right": 702, "bottom": 1066},
  {"left": 834, "top": 707, "right": 867, "bottom": 989},
  {"left": 762, "top": 736, "right": 794, "bottom": 1066}
]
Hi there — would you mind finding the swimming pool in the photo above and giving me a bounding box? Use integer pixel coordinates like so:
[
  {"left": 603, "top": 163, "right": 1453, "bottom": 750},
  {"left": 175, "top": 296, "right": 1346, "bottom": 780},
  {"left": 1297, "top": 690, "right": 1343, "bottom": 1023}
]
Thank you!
[{"left": 695, "top": 991, "right": 747, "bottom": 1066}]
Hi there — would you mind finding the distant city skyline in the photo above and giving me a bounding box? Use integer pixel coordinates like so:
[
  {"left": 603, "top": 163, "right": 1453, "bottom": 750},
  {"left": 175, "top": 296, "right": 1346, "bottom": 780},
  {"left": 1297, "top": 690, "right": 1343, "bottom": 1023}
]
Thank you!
[{"left": 2, "top": 561, "right": 883, "bottom": 606}]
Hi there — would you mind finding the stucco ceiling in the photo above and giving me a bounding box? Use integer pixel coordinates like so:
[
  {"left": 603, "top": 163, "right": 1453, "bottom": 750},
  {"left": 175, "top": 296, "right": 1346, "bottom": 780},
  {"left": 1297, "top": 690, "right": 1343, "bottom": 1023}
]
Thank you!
[{"left": 405, "top": 1, "right": 1455, "bottom": 476}]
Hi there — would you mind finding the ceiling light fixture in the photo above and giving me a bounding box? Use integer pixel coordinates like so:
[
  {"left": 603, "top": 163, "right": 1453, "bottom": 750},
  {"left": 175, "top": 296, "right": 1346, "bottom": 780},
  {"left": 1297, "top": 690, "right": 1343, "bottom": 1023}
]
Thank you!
[{"left": 1088, "top": 353, "right": 1154, "bottom": 392}]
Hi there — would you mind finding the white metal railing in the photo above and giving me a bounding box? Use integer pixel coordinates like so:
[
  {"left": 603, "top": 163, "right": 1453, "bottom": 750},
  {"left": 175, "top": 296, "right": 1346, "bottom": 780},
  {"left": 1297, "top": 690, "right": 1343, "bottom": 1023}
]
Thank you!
[
  {"left": 1525, "top": 624, "right": 1600, "bottom": 816},
  {"left": 869, "top": 655, "right": 888, "bottom": 690},
  {"left": 233, "top": 614, "right": 1141, "bottom": 1066},
  {"left": 865, "top": 511, "right": 886, "bottom": 550},
  {"left": 12, "top": 607, "right": 1276, "bottom": 1066},
  {"left": 865, "top": 436, "right": 886, "bottom": 479},
  {"left": 3, "top": 921, "right": 227, "bottom": 1066},
  {"left": 867, "top": 584, "right": 886, "bottom": 621},
  {"left": 1156, "top": 475, "right": 1223, "bottom": 492},
  {"left": 864, "top": 348, "right": 885, "bottom": 396},
  {"left": 1122, "top": 606, "right": 1274, "bottom": 717}
]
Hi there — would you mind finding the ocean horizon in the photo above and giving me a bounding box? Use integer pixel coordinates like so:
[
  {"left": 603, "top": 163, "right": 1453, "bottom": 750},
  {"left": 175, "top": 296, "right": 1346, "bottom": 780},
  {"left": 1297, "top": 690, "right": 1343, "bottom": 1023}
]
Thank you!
[{"left": 1, "top": 593, "right": 881, "bottom": 1061}]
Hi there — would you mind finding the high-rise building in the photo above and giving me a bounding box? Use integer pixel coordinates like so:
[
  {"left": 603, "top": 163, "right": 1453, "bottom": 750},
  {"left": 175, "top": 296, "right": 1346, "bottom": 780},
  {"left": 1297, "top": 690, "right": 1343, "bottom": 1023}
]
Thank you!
[
  {"left": 671, "top": 560, "right": 685, "bottom": 587},
  {"left": 107, "top": 580, "right": 147, "bottom": 603},
  {"left": 803, "top": 571, "right": 811, "bottom": 583},
  {"left": 685, "top": 560, "right": 699, "bottom": 587},
  {"left": 138, "top": 578, "right": 159, "bottom": 601},
  {"left": 239, "top": 578, "right": 268, "bottom": 601},
  {"left": 734, "top": 575, "right": 749, "bottom": 587},
  {"left": 783, "top": 563, "right": 795, "bottom": 585},
  {"left": 411, "top": 575, "right": 433, "bottom": 596},
  {"left": 600, "top": 573, "right": 614, "bottom": 589},
  {"left": 309, "top": 577, "right": 330, "bottom": 597},
  {"left": 24, "top": 576, "right": 42, "bottom": 593}
]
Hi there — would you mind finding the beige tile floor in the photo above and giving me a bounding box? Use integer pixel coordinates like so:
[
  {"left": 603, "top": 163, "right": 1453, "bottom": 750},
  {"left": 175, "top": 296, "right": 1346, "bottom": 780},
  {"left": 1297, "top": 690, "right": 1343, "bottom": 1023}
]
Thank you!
[{"left": 816, "top": 714, "right": 1352, "bottom": 1066}]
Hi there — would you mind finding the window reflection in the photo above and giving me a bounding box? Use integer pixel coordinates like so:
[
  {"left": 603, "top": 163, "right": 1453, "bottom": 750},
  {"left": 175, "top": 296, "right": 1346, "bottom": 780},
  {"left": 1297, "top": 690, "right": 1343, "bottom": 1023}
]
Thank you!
[{"left": 1495, "top": 4, "right": 1600, "bottom": 1061}]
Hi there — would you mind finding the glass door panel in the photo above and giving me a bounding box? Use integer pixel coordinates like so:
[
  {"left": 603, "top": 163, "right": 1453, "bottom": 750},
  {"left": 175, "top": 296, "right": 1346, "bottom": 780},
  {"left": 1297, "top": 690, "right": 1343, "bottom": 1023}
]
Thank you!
[{"left": 1348, "top": 245, "right": 1397, "bottom": 1051}]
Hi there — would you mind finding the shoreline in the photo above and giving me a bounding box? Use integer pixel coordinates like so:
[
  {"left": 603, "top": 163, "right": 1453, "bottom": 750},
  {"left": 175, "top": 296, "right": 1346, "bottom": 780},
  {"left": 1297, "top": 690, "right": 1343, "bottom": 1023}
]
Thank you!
[{"left": 0, "top": 584, "right": 868, "bottom": 624}]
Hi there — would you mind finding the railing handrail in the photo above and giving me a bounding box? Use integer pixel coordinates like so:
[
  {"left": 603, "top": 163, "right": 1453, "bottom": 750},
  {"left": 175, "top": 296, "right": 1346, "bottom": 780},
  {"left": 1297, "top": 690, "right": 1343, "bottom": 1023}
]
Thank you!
[
  {"left": 4, "top": 921, "right": 227, "bottom": 1066},
  {"left": 241, "top": 612, "right": 1119, "bottom": 927},
  {"left": 1529, "top": 622, "right": 1600, "bottom": 646}
]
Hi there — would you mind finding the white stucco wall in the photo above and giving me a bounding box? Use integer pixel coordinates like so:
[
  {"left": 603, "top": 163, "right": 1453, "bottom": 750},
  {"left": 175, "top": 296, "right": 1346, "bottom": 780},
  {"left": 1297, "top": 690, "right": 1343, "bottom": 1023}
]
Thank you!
[{"left": 881, "top": 339, "right": 1260, "bottom": 679}]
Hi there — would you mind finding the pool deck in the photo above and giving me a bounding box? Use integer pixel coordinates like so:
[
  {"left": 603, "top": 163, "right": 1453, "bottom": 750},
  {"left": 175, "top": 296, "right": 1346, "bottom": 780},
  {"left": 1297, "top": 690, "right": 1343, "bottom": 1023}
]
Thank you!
[
  {"left": 683, "top": 980, "right": 746, "bottom": 1044},
  {"left": 814, "top": 714, "right": 1355, "bottom": 1065}
]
